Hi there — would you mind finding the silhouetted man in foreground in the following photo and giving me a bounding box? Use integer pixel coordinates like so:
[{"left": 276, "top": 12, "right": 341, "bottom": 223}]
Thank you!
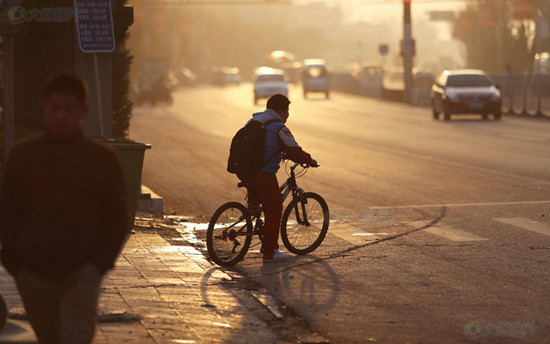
[{"left": 0, "top": 73, "right": 129, "bottom": 343}]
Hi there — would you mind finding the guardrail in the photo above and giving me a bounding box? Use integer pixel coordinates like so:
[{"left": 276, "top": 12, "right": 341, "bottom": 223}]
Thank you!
[
  {"left": 331, "top": 72, "right": 550, "bottom": 118},
  {"left": 330, "top": 73, "right": 363, "bottom": 96},
  {"left": 493, "top": 74, "right": 550, "bottom": 117}
]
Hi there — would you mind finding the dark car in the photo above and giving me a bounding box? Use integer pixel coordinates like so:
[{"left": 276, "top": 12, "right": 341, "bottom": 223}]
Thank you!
[{"left": 431, "top": 69, "right": 502, "bottom": 121}]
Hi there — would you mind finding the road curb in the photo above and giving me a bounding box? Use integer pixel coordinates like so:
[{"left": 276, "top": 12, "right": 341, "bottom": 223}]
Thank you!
[{"left": 138, "top": 185, "right": 165, "bottom": 213}]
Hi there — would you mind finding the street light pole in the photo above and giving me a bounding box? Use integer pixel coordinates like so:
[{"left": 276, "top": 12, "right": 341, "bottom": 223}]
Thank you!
[{"left": 403, "top": 0, "right": 413, "bottom": 104}]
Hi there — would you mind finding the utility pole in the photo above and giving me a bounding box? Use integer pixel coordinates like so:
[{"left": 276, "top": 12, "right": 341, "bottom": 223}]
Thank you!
[
  {"left": 403, "top": 0, "right": 413, "bottom": 104},
  {"left": 536, "top": 0, "right": 550, "bottom": 53},
  {"left": 496, "top": 1, "right": 505, "bottom": 72}
]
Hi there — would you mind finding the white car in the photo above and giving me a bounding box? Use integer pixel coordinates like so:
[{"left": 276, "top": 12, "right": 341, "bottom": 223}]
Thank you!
[{"left": 253, "top": 67, "right": 288, "bottom": 105}]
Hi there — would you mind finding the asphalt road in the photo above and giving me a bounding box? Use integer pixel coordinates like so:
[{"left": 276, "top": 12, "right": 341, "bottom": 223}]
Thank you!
[{"left": 130, "top": 84, "right": 550, "bottom": 343}]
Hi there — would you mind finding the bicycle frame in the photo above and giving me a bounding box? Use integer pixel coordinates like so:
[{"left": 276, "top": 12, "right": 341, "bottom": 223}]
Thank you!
[
  {"left": 279, "top": 162, "right": 305, "bottom": 202},
  {"left": 279, "top": 163, "right": 312, "bottom": 226},
  {"left": 221, "top": 163, "right": 311, "bottom": 242}
]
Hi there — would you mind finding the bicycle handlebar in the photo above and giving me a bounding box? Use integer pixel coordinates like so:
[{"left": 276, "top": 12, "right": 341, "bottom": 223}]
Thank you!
[{"left": 291, "top": 162, "right": 320, "bottom": 171}]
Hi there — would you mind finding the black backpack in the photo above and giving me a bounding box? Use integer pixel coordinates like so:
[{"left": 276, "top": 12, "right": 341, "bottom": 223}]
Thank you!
[{"left": 227, "top": 119, "right": 281, "bottom": 174}]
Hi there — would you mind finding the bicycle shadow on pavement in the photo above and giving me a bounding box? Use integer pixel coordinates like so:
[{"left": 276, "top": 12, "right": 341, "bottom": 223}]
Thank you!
[
  {"left": 197, "top": 256, "right": 339, "bottom": 343},
  {"left": 258, "top": 255, "right": 341, "bottom": 317},
  {"left": 198, "top": 264, "right": 330, "bottom": 343}
]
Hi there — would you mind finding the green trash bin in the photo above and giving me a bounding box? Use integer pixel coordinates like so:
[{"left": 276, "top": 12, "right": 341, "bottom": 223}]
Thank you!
[{"left": 99, "top": 139, "right": 151, "bottom": 229}]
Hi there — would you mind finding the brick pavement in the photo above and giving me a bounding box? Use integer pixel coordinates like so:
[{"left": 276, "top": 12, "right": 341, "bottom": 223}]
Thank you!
[{"left": 0, "top": 217, "right": 321, "bottom": 344}]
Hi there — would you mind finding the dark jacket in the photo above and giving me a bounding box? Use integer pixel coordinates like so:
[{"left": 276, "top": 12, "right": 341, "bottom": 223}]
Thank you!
[{"left": 0, "top": 133, "right": 129, "bottom": 279}]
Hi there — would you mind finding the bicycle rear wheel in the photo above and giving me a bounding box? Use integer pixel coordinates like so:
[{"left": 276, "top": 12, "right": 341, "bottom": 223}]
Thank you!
[
  {"left": 281, "top": 192, "right": 329, "bottom": 255},
  {"left": 207, "top": 202, "right": 253, "bottom": 266}
]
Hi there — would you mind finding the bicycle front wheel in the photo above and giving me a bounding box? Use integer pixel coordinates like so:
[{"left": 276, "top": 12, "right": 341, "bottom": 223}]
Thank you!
[
  {"left": 207, "top": 202, "right": 253, "bottom": 267},
  {"left": 281, "top": 192, "right": 329, "bottom": 255}
]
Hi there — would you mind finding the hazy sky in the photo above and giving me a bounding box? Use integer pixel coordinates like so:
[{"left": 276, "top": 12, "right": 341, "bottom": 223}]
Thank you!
[
  {"left": 297, "top": 0, "right": 467, "bottom": 39},
  {"left": 297, "top": 0, "right": 469, "bottom": 68},
  {"left": 339, "top": 0, "right": 466, "bottom": 25}
]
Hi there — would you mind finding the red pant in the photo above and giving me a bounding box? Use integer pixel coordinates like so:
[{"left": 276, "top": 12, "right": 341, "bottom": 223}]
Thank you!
[{"left": 237, "top": 171, "right": 282, "bottom": 260}]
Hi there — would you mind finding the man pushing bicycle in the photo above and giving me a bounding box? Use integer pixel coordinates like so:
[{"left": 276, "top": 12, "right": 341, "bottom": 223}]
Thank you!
[{"left": 232, "top": 94, "right": 317, "bottom": 263}]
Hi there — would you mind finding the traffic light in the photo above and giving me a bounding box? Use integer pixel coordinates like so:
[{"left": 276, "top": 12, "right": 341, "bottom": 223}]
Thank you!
[
  {"left": 269, "top": 56, "right": 287, "bottom": 64},
  {"left": 404, "top": 0, "right": 411, "bottom": 24}
]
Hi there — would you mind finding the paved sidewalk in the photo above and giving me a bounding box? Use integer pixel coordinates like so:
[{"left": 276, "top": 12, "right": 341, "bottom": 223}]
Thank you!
[{"left": 0, "top": 216, "right": 321, "bottom": 344}]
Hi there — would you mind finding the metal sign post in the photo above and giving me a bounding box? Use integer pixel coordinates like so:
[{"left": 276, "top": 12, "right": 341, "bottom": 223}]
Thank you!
[
  {"left": 403, "top": 0, "right": 414, "bottom": 104},
  {"left": 379, "top": 44, "right": 388, "bottom": 70},
  {"left": 74, "top": 0, "right": 115, "bottom": 138}
]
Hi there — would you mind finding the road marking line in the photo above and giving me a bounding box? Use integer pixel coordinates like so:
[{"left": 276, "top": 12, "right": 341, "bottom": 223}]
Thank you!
[
  {"left": 410, "top": 221, "right": 489, "bottom": 241},
  {"left": 370, "top": 200, "right": 550, "bottom": 210},
  {"left": 330, "top": 223, "right": 392, "bottom": 244},
  {"left": 423, "top": 226, "right": 489, "bottom": 242},
  {"left": 352, "top": 232, "right": 390, "bottom": 236},
  {"left": 494, "top": 218, "right": 550, "bottom": 237}
]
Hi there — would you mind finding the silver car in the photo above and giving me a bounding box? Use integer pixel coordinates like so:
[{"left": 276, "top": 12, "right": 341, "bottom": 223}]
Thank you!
[{"left": 302, "top": 59, "right": 330, "bottom": 99}]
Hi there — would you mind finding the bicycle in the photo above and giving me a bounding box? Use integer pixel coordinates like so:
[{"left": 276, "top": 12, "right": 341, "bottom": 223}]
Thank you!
[{"left": 206, "top": 162, "right": 330, "bottom": 267}]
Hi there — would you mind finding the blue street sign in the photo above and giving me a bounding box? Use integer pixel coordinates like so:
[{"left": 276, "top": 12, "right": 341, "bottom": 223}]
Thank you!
[{"left": 74, "top": 0, "right": 115, "bottom": 53}]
